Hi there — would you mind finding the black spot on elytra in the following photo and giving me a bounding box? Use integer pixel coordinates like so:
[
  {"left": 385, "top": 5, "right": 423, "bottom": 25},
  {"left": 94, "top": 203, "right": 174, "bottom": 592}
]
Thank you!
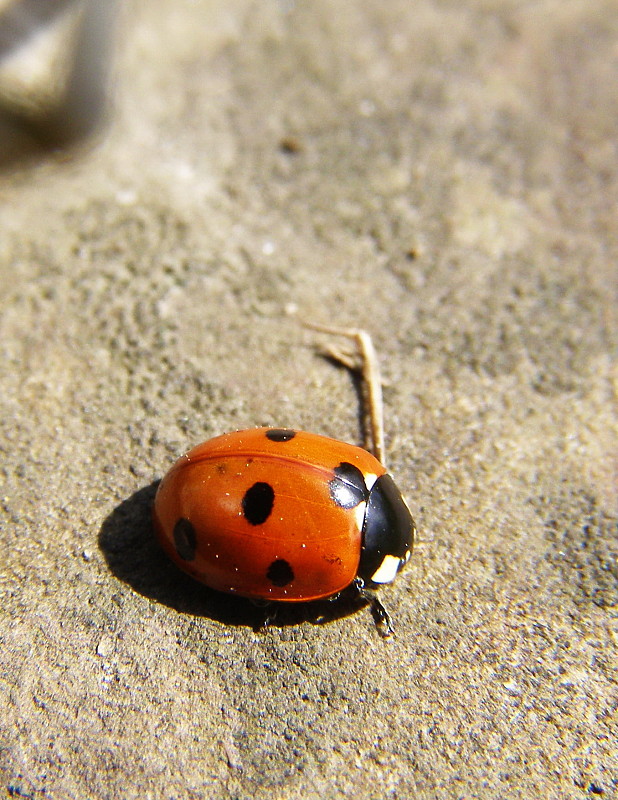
[
  {"left": 242, "top": 482, "right": 275, "bottom": 525},
  {"left": 266, "top": 428, "right": 296, "bottom": 442},
  {"left": 267, "top": 559, "right": 294, "bottom": 587},
  {"left": 329, "top": 462, "right": 368, "bottom": 509},
  {"left": 173, "top": 518, "right": 197, "bottom": 561}
]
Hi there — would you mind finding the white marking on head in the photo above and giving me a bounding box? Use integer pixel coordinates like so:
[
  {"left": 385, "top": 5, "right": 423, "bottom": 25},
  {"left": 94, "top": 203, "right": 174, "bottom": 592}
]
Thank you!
[
  {"left": 353, "top": 501, "right": 367, "bottom": 532},
  {"left": 370, "top": 554, "right": 402, "bottom": 584},
  {"left": 363, "top": 472, "right": 378, "bottom": 491}
]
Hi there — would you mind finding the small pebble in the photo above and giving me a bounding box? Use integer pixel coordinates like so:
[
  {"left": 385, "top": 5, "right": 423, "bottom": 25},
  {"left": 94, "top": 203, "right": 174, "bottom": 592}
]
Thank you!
[{"left": 96, "top": 636, "right": 114, "bottom": 657}]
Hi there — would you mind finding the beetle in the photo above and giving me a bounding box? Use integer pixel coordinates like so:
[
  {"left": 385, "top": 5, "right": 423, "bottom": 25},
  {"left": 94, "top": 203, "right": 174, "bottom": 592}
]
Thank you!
[{"left": 153, "top": 325, "right": 415, "bottom": 636}]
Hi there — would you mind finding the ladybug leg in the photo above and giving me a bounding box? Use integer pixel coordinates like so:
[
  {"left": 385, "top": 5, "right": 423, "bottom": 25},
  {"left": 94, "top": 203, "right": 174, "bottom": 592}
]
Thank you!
[
  {"left": 302, "top": 322, "right": 385, "bottom": 466},
  {"left": 352, "top": 578, "right": 395, "bottom": 638},
  {"left": 251, "top": 599, "right": 278, "bottom": 633},
  {"left": 311, "top": 597, "right": 339, "bottom": 626},
  {"left": 366, "top": 594, "right": 395, "bottom": 639}
]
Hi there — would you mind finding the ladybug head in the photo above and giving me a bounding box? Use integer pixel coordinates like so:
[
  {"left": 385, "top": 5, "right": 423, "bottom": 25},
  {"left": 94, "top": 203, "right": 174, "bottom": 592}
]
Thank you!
[{"left": 358, "top": 474, "right": 415, "bottom": 588}]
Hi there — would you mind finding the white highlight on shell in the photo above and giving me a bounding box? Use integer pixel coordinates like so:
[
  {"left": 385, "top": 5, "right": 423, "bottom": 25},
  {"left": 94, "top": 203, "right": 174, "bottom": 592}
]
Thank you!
[{"left": 370, "top": 554, "right": 402, "bottom": 584}]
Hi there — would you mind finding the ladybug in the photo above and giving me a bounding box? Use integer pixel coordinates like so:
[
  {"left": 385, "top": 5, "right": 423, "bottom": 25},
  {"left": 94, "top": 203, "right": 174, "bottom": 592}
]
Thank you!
[{"left": 153, "top": 327, "right": 416, "bottom": 635}]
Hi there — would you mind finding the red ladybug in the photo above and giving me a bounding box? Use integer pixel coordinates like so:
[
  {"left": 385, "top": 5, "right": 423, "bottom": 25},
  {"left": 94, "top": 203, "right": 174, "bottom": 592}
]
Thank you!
[{"left": 153, "top": 327, "right": 416, "bottom": 635}]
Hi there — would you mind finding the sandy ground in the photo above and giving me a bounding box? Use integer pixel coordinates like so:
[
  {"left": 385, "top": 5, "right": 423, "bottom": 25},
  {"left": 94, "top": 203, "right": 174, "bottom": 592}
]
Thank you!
[{"left": 1, "top": 1, "right": 616, "bottom": 798}]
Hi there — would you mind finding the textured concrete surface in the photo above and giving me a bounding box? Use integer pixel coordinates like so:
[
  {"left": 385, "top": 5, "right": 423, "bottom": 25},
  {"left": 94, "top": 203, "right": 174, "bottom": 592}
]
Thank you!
[{"left": 1, "top": 1, "right": 616, "bottom": 798}]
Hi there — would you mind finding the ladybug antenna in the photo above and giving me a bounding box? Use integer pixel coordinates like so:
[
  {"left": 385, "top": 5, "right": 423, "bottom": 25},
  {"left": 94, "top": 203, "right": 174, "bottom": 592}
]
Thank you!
[{"left": 302, "top": 322, "right": 385, "bottom": 466}]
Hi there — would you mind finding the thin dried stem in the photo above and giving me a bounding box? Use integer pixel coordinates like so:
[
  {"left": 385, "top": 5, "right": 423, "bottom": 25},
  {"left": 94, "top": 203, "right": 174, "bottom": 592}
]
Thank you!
[{"left": 303, "top": 321, "right": 385, "bottom": 466}]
